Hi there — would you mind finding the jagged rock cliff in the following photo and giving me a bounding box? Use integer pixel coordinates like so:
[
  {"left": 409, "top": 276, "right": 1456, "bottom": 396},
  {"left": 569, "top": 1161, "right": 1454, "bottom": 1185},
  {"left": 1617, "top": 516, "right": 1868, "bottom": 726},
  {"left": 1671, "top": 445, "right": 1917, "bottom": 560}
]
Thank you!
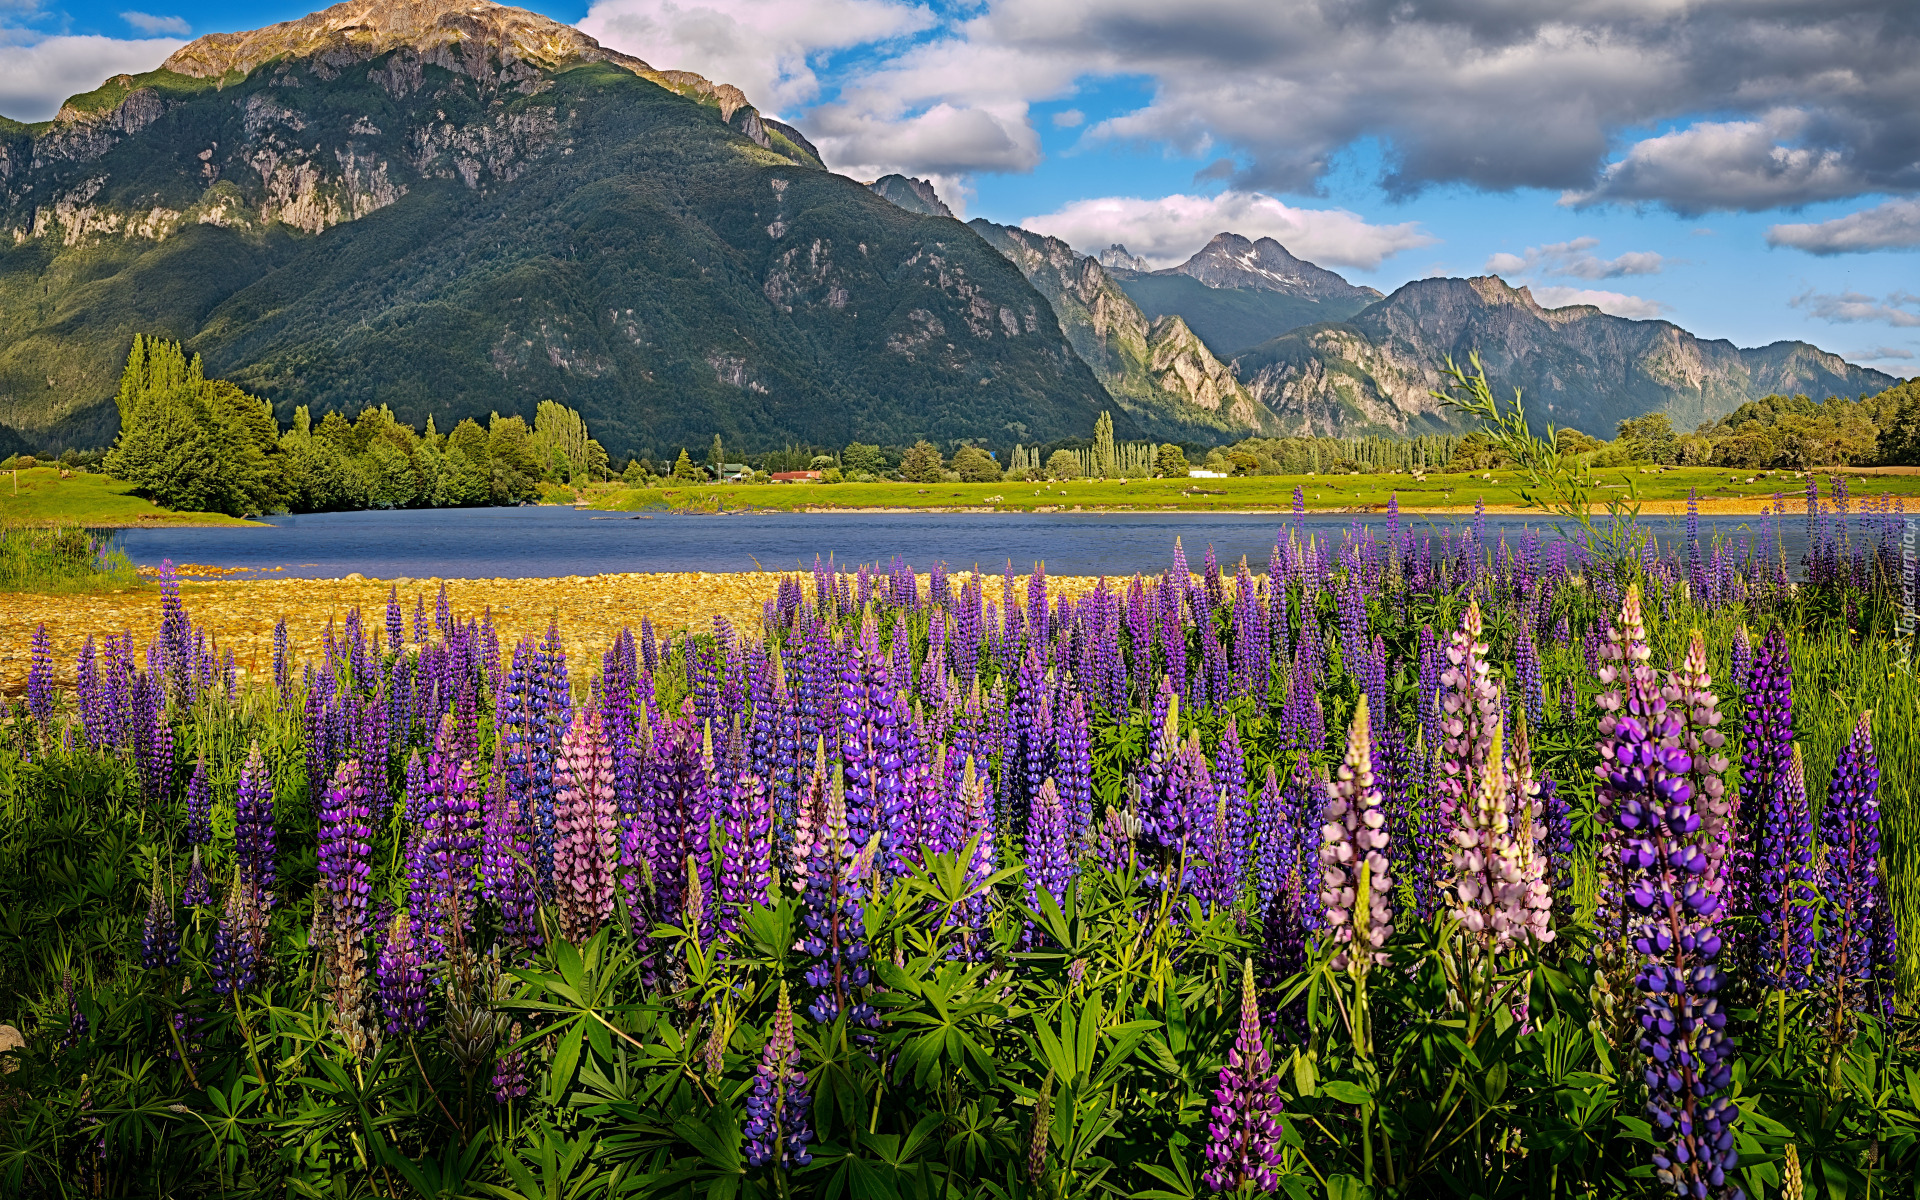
[
  {"left": 0, "top": 0, "right": 1120, "bottom": 453},
  {"left": 1234, "top": 275, "right": 1898, "bottom": 438},
  {"left": 964, "top": 219, "right": 1273, "bottom": 436},
  {"left": 867, "top": 175, "right": 953, "bottom": 219}
]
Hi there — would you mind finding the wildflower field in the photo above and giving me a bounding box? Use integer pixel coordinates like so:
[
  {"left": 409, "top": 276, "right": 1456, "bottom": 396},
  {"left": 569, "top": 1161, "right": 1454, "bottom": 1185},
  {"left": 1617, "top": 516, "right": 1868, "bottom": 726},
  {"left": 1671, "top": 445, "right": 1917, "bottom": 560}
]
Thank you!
[{"left": 3, "top": 488, "right": 1919, "bottom": 1199}]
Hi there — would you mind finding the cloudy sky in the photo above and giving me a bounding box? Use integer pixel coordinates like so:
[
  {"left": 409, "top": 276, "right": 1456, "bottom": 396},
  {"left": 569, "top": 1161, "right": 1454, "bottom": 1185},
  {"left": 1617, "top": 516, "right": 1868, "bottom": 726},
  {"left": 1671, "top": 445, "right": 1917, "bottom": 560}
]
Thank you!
[{"left": 8, "top": 0, "right": 1919, "bottom": 376}]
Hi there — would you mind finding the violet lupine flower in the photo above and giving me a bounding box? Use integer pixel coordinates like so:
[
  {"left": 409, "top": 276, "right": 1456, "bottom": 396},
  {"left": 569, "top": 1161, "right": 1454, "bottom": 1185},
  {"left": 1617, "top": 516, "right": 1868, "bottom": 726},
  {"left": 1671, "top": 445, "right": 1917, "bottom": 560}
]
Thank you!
[
  {"left": 1216, "top": 716, "right": 1249, "bottom": 900},
  {"left": 1608, "top": 671, "right": 1743, "bottom": 1198},
  {"left": 744, "top": 981, "right": 815, "bottom": 1170},
  {"left": 646, "top": 717, "right": 716, "bottom": 934},
  {"left": 839, "top": 610, "right": 887, "bottom": 854},
  {"left": 414, "top": 717, "right": 482, "bottom": 953},
  {"left": 27, "top": 623, "right": 54, "bottom": 732},
  {"left": 183, "top": 845, "right": 211, "bottom": 907},
  {"left": 1513, "top": 626, "right": 1543, "bottom": 729},
  {"left": 1024, "top": 778, "right": 1076, "bottom": 921},
  {"left": 318, "top": 759, "right": 375, "bottom": 969},
  {"left": 1319, "top": 698, "right": 1392, "bottom": 970},
  {"left": 482, "top": 748, "right": 541, "bottom": 950},
  {"left": 135, "top": 682, "right": 174, "bottom": 804},
  {"left": 184, "top": 757, "right": 212, "bottom": 847},
  {"left": 719, "top": 772, "right": 774, "bottom": 937},
  {"left": 385, "top": 587, "right": 404, "bottom": 654},
  {"left": 1736, "top": 628, "right": 1794, "bottom": 922},
  {"left": 1729, "top": 625, "right": 1752, "bottom": 693},
  {"left": 553, "top": 708, "right": 618, "bottom": 944},
  {"left": 377, "top": 909, "right": 431, "bottom": 1036},
  {"left": 142, "top": 861, "right": 178, "bottom": 970},
  {"left": 234, "top": 743, "right": 277, "bottom": 910},
  {"left": 1820, "top": 712, "right": 1892, "bottom": 1018},
  {"left": 1056, "top": 693, "right": 1094, "bottom": 841},
  {"left": 1755, "top": 747, "right": 1816, "bottom": 994},
  {"left": 1592, "top": 585, "right": 1658, "bottom": 944},
  {"left": 1202, "top": 959, "right": 1286, "bottom": 1195},
  {"left": 209, "top": 871, "right": 260, "bottom": 997},
  {"left": 797, "top": 769, "right": 877, "bottom": 1026},
  {"left": 76, "top": 636, "right": 107, "bottom": 749}
]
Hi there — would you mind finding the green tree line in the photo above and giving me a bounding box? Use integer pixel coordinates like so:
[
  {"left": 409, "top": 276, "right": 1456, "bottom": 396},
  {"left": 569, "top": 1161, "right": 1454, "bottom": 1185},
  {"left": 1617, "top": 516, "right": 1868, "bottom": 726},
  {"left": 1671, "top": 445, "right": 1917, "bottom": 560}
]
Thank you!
[{"left": 102, "top": 338, "right": 614, "bottom": 516}]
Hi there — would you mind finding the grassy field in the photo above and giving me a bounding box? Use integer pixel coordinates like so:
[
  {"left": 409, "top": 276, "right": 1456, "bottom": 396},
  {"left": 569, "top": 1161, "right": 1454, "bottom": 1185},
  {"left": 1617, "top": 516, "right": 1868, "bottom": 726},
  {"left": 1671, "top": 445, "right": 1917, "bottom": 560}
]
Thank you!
[
  {"left": 590, "top": 464, "right": 1920, "bottom": 515},
  {"left": 0, "top": 466, "right": 254, "bottom": 526}
]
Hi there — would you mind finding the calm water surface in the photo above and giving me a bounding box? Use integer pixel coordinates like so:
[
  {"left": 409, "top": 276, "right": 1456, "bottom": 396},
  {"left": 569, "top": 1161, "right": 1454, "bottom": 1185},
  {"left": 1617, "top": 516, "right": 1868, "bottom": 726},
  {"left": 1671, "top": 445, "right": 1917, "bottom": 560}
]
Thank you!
[{"left": 103, "top": 506, "right": 1815, "bottom": 579}]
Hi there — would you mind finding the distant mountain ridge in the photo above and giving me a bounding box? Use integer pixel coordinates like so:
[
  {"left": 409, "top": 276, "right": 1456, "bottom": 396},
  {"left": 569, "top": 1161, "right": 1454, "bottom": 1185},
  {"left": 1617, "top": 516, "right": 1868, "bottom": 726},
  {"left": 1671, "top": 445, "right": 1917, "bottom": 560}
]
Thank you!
[
  {"left": 867, "top": 175, "right": 953, "bottom": 219},
  {"left": 1158, "top": 233, "right": 1382, "bottom": 305},
  {"left": 1234, "top": 275, "right": 1898, "bottom": 438},
  {"left": 0, "top": 0, "right": 1123, "bottom": 455}
]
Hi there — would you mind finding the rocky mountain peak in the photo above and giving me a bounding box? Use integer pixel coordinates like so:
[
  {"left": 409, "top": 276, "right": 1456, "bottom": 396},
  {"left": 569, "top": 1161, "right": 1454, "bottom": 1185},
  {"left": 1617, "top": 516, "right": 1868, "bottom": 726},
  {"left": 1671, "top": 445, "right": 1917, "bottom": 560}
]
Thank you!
[
  {"left": 867, "top": 175, "right": 953, "bottom": 219},
  {"left": 1099, "top": 244, "right": 1149, "bottom": 274},
  {"left": 1160, "top": 231, "right": 1382, "bottom": 305}
]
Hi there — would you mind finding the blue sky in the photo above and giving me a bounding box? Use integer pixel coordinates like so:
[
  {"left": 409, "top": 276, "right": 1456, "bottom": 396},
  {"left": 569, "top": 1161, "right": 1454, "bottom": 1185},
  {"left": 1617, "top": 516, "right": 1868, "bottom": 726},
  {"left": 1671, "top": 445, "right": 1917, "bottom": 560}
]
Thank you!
[{"left": 6, "top": 0, "right": 1919, "bottom": 379}]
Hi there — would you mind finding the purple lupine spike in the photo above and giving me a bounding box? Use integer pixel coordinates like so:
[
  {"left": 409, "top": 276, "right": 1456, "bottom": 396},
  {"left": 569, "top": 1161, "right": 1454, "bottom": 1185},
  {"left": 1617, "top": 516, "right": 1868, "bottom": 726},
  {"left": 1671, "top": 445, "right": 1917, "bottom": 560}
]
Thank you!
[
  {"left": 839, "top": 609, "right": 884, "bottom": 853},
  {"left": 1055, "top": 693, "right": 1093, "bottom": 841},
  {"left": 377, "top": 908, "right": 430, "bottom": 1035},
  {"left": 554, "top": 708, "right": 618, "bottom": 944},
  {"left": 1319, "top": 698, "right": 1391, "bottom": 970},
  {"left": 1729, "top": 625, "right": 1752, "bottom": 692},
  {"left": 135, "top": 678, "right": 174, "bottom": 804},
  {"left": 1592, "top": 585, "right": 1657, "bottom": 943},
  {"left": 184, "top": 756, "right": 213, "bottom": 846},
  {"left": 1736, "top": 627, "right": 1794, "bottom": 923},
  {"left": 1158, "top": 577, "right": 1188, "bottom": 700},
  {"left": 385, "top": 586, "right": 403, "bottom": 654},
  {"left": 1756, "top": 747, "right": 1816, "bottom": 993},
  {"left": 209, "top": 871, "right": 260, "bottom": 998},
  {"left": 1217, "top": 716, "right": 1249, "bottom": 900},
  {"left": 183, "top": 844, "right": 211, "bottom": 907},
  {"left": 318, "top": 758, "right": 375, "bottom": 956},
  {"left": 1513, "top": 625, "right": 1543, "bottom": 729},
  {"left": 76, "top": 636, "right": 106, "bottom": 749},
  {"left": 27, "top": 623, "right": 54, "bottom": 732},
  {"left": 648, "top": 716, "right": 716, "bottom": 933},
  {"left": 1608, "top": 658, "right": 1743, "bottom": 1197},
  {"left": 1821, "top": 712, "right": 1890, "bottom": 1019},
  {"left": 798, "top": 767, "right": 878, "bottom": 1026},
  {"left": 142, "top": 860, "right": 178, "bottom": 970},
  {"left": 1202, "top": 959, "right": 1286, "bottom": 1194},
  {"left": 482, "top": 739, "right": 541, "bottom": 950},
  {"left": 719, "top": 772, "right": 774, "bottom": 938},
  {"left": 1023, "top": 777, "right": 1076, "bottom": 924},
  {"left": 744, "top": 981, "right": 815, "bottom": 1169},
  {"left": 235, "top": 743, "right": 277, "bottom": 909}
]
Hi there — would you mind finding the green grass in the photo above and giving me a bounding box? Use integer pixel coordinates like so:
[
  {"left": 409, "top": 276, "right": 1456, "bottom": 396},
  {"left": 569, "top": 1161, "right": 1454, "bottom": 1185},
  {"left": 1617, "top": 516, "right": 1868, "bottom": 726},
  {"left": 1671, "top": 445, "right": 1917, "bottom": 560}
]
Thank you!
[
  {"left": 592, "top": 465, "right": 1920, "bottom": 515},
  {"left": 0, "top": 467, "right": 255, "bottom": 526},
  {"left": 0, "top": 522, "right": 142, "bottom": 592}
]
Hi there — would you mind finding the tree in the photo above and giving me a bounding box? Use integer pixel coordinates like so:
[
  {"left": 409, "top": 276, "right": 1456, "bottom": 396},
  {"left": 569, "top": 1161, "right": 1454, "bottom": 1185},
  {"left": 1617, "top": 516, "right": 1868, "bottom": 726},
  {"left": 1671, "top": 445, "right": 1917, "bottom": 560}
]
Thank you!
[
  {"left": 104, "top": 337, "right": 281, "bottom": 517},
  {"left": 1879, "top": 382, "right": 1920, "bottom": 465},
  {"left": 1092, "top": 411, "right": 1116, "bottom": 478},
  {"left": 899, "top": 440, "right": 944, "bottom": 482},
  {"left": 1153, "top": 444, "right": 1190, "bottom": 478},
  {"left": 438, "top": 418, "right": 493, "bottom": 506},
  {"left": 1616, "top": 413, "right": 1678, "bottom": 464},
  {"left": 672, "top": 449, "right": 703, "bottom": 481},
  {"left": 1046, "top": 449, "right": 1082, "bottom": 480},
  {"left": 709, "top": 434, "right": 725, "bottom": 475},
  {"left": 532, "top": 400, "right": 594, "bottom": 484},
  {"left": 487, "top": 414, "right": 541, "bottom": 504},
  {"left": 951, "top": 444, "right": 1002, "bottom": 482},
  {"left": 843, "top": 442, "right": 886, "bottom": 477}
]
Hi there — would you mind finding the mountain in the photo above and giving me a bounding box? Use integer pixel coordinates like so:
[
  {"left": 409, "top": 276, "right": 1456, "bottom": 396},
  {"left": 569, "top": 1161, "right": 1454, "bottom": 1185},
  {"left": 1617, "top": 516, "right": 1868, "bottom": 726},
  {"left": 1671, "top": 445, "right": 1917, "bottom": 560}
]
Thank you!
[
  {"left": 1113, "top": 233, "right": 1381, "bottom": 359},
  {"left": 867, "top": 175, "right": 953, "bottom": 219},
  {"left": 964, "top": 220, "right": 1272, "bottom": 436},
  {"left": 0, "top": 0, "right": 1119, "bottom": 456},
  {"left": 1098, "top": 244, "right": 1149, "bottom": 274},
  {"left": 1233, "top": 275, "right": 1899, "bottom": 438}
]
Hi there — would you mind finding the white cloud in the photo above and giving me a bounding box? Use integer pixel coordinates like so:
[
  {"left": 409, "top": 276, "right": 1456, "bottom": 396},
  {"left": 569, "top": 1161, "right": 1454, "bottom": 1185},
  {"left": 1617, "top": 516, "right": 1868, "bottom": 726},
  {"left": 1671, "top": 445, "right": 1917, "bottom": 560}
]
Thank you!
[
  {"left": 1019, "top": 191, "right": 1436, "bottom": 271},
  {"left": 120, "top": 11, "right": 190, "bottom": 37},
  {"left": 1483, "top": 236, "right": 1664, "bottom": 279},
  {"left": 578, "top": 0, "right": 934, "bottom": 116},
  {"left": 1851, "top": 345, "right": 1915, "bottom": 360},
  {"left": 1051, "top": 108, "right": 1082, "bottom": 129},
  {"left": 1768, "top": 198, "right": 1920, "bottom": 255},
  {"left": 1789, "top": 289, "right": 1920, "bottom": 328},
  {"left": 1562, "top": 111, "right": 1864, "bottom": 215},
  {"left": 1527, "top": 285, "right": 1671, "bottom": 319},
  {"left": 0, "top": 35, "right": 183, "bottom": 122}
]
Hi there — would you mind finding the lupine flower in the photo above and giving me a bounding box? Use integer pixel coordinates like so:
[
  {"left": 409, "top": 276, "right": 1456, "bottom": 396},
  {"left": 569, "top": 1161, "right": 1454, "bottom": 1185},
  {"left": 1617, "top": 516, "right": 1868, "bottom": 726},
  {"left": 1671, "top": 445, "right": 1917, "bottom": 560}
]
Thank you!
[
  {"left": 233, "top": 744, "right": 277, "bottom": 908},
  {"left": 378, "top": 909, "right": 431, "bottom": 1035},
  {"left": 183, "top": 845, "right": 211, "bottom": 907},
  {"left": 318, "top": 758, "right": 374, "bottom": 965},
  {"left": 1057, "top": 693, "right": 1094, "bottom": 840},
  {"left": 184, "top": 757, "right": 213, "bottom": 846},
  {"left": 1737, "top": 627, "right": 1794, "bottom": 922},
  {"left": 1216, "top": 716, "right": 1249, "bottom": 900},
  {"left": 1592, "top": 586, "right": 1658, "bottom": 943},
  {"left": 798, "top": 768, "right": 877, "bottom": 1025},
  {"left": 719, "top": 772, "right": 774, "bottom": 937},
  {"left": 27, "top": 623, "right": 54, "bottom": 732},
  {"left": 142, "top": 860, "right": 178, "bottom": 970},
  {"left": 482, "top": 743, "right": 541, "bottom": 950},
  {"left": 492, "top": 1025, "right": 530, "bottom": 1103},
  {"left": 1756, "top": 747, "right": 1816, "bottom": 993},
  {"left": 1319, "top": 698, "right": 1391, "bottom": 970},
  {"left": 1203, "top": 959, "right": 1286, "bottom": 1194},
  {"left": 1513, "top": 626, "right": 1543, "bottom": 729},
  {"left": 1820, "top": 712, "right": 1890, "bottom": 1019},
  {"left": 1729, "top": 625, "right": 1752, "bottom": 692},
  {"left": 210, "top": 870, "right": 260, "bottom": 997},
  {"left": 1608, "top": 647, "right": 1743, "bottom": 1197},
  {"left": 1024, "top": 778, "right": 1076, "bottom": 922},
  {"left": 553, "top": 708, "right": 618, "bottom": 944},
  {"left": 744, "top": 981, "right": 815, "bottom": 1169}
]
